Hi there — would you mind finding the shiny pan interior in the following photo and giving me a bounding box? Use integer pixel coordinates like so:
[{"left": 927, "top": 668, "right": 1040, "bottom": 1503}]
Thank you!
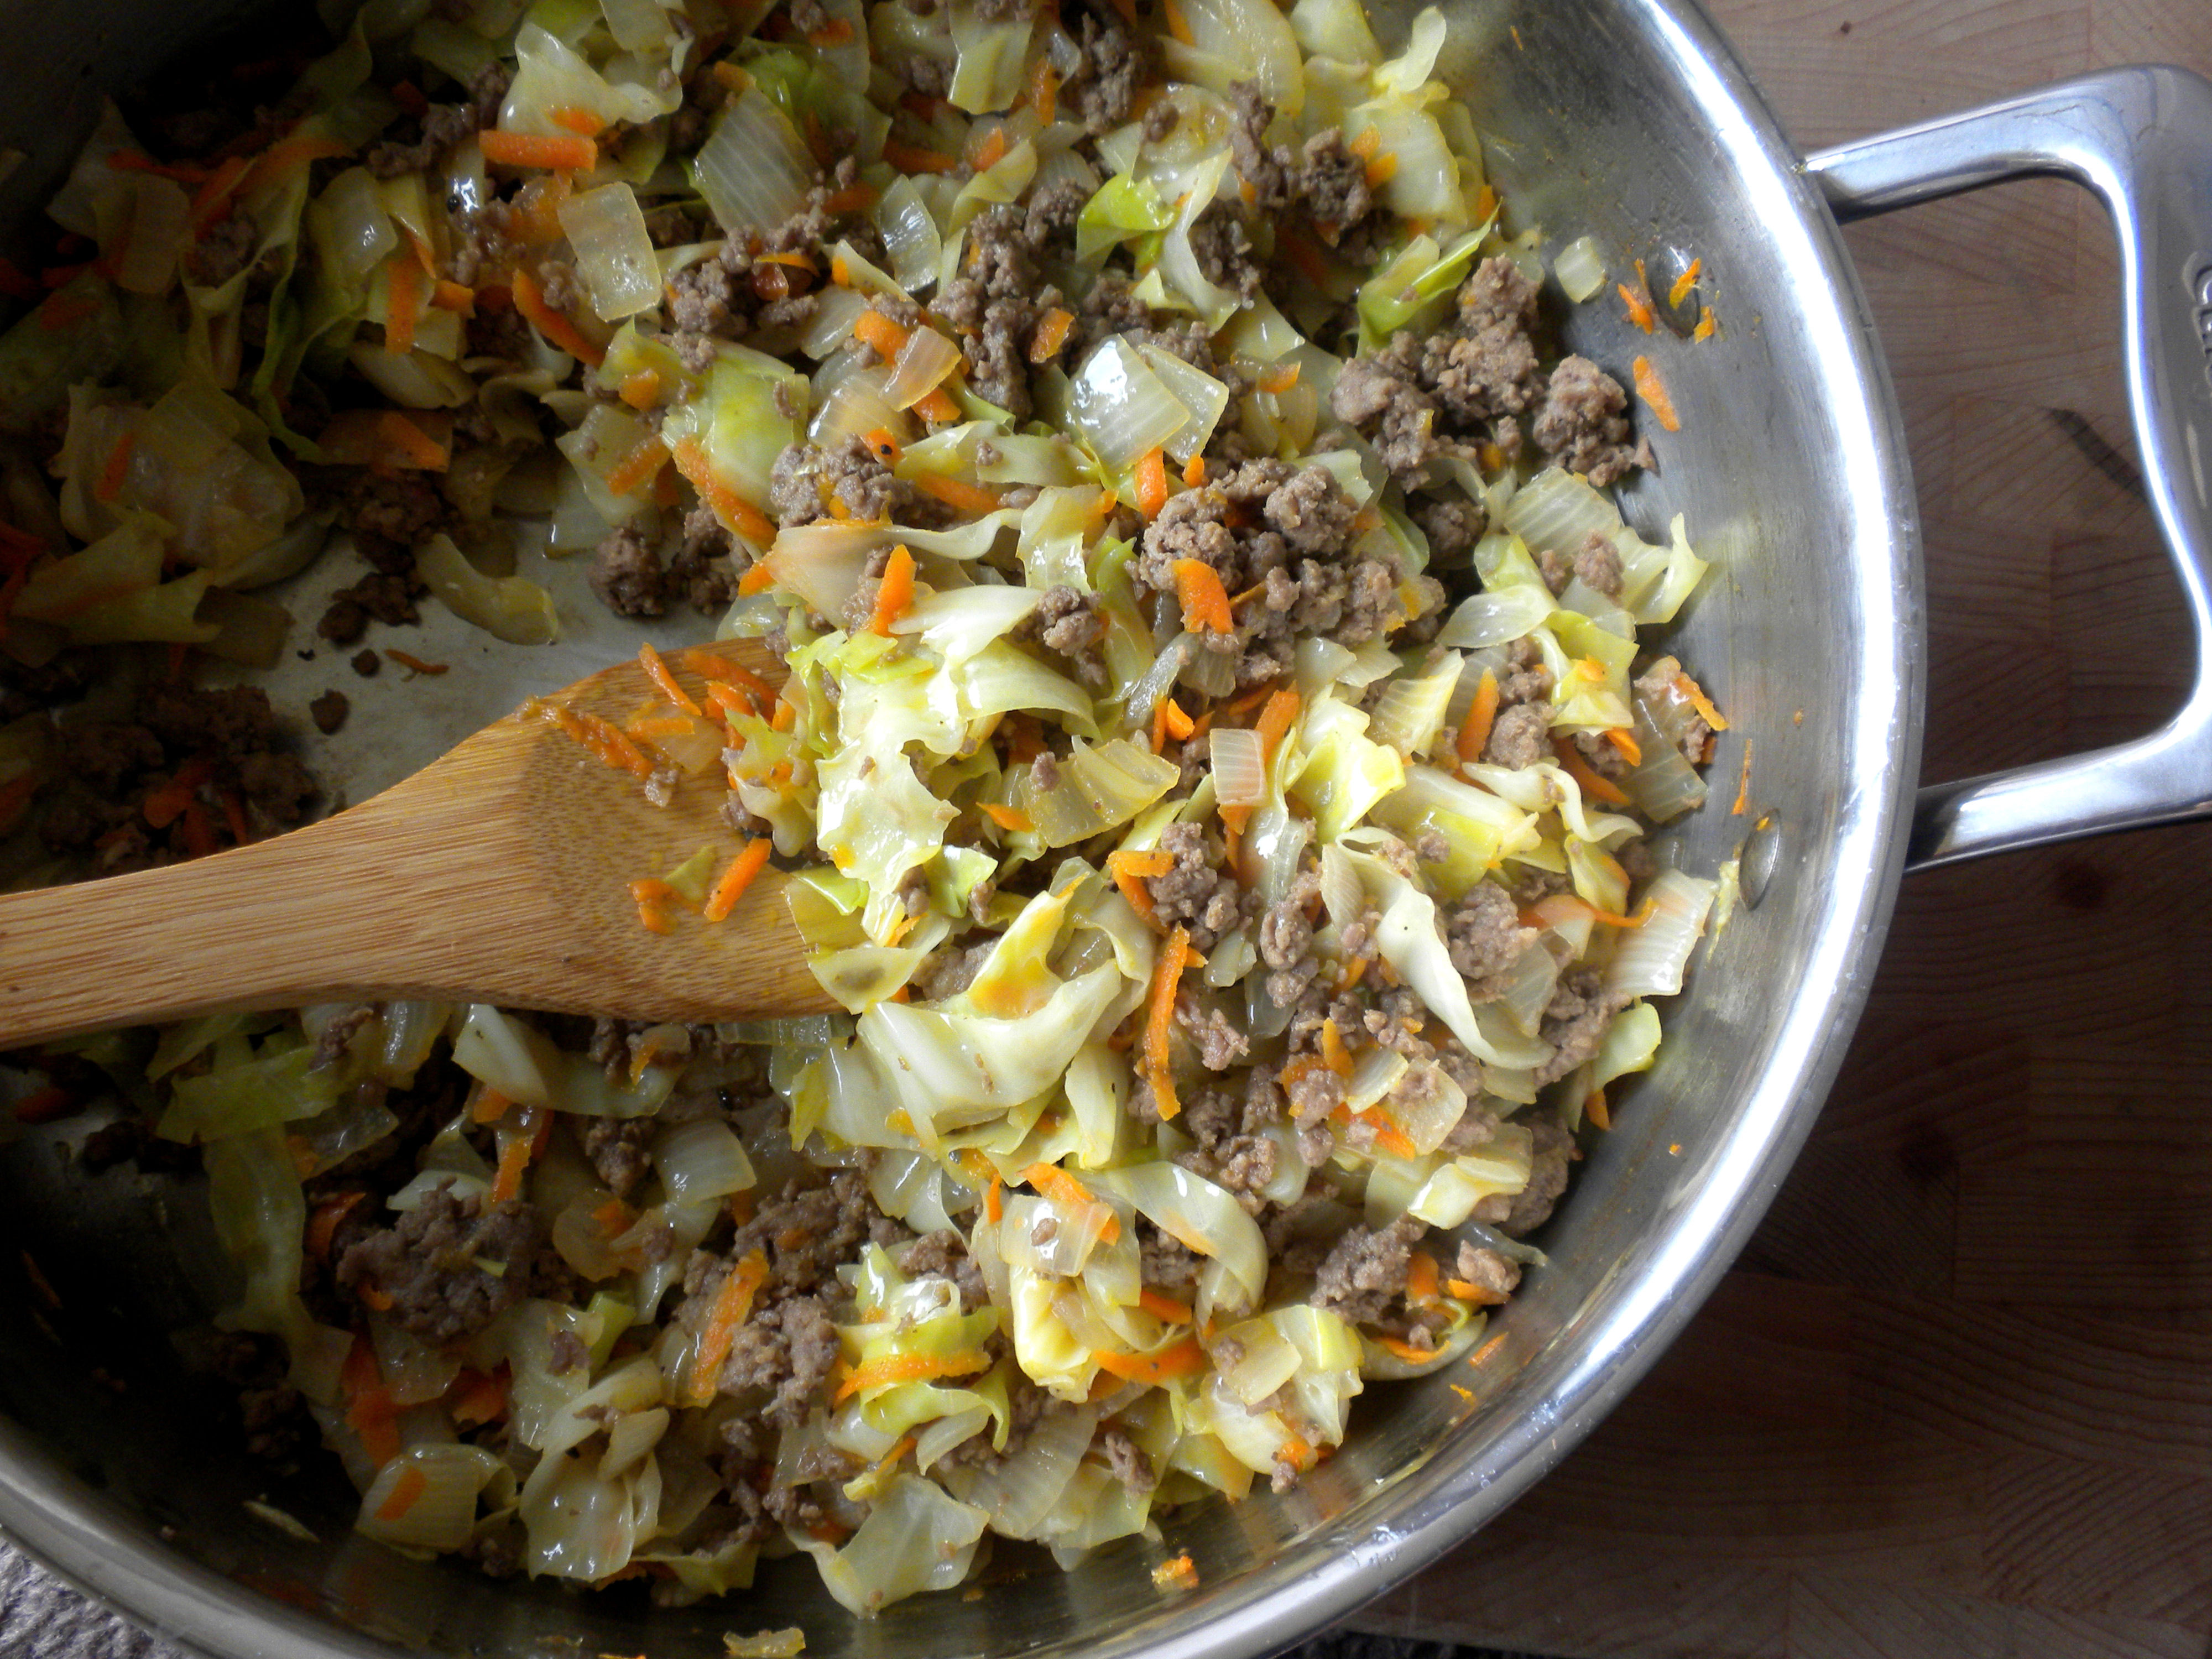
[{"left": 0, "top": 1, "right": 1921, "bottom": 1654}]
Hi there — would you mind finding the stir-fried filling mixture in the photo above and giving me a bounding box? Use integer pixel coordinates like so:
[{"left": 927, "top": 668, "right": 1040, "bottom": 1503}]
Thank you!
[{"left": 0, "top": 0, "right": 1729, "bottom": 1616}]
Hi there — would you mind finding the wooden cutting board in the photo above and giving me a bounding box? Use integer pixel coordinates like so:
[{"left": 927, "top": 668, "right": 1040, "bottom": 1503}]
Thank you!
[{"left": 1353, "top": 3, "right": 2212, "bottom": 1656}]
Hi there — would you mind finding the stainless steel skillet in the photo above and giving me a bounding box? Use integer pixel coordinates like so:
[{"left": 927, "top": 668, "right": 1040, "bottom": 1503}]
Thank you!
[{"left": 0, "top": 2, "right": 2204, "bottom": 1657}]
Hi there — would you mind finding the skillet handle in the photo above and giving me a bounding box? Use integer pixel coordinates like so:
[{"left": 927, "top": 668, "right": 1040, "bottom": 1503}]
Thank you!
[{"left": 1803, "top": 66, "right": 2212, "bottom": 872}]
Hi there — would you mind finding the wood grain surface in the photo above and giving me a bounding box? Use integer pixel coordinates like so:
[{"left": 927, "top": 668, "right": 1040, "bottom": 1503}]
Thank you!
[{"left": 1353, "top": 2, "right": 2212, "bottom": 1655}]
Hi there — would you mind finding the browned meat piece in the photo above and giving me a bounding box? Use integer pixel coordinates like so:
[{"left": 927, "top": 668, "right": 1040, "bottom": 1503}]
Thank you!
[
  {"left": 583, "top": 1118, "right": 656, "bottom": 1200},
  {"left": 711, "top": 1292, "right": 840, "bottom": 1425},
  {"left": 308, "top": 691, "right": 348, "bottom": 734},
  {"left": 1190, "top": 204, "right": 1261, "bottom": 300},
  {"left": 1446, "top": 881, "right": 1538, "bottom": 993},
  {"left": 349, "top": 649, "right": 380, "bottom": 677},
  {"left": 336, "top": 1183, "right": 566, "bottom": 1344},
  {"left": 1484, "top": 702, "right": 1553, "bottom": 769},
  {"left": 1062, "top": 12, "right": 1147, "bottom": 132},
  {"left": 1142, "top": 821, "right": 1250, "bottom": 954},
  {"left": 1309, "top": 1214, "right": 1426, "bottom": 1326},
  {"left": 1532, "top": 356, "right": 1639, "bottom": 486},
  {"left": 182, "top": 208, "right": 258, "bottom": 289},
  {"left": 1295, "top": 131, "right": 1373, "bottom": 242},
  {"left": 769, "top": 434, "right": 910, "bottom": 527},
  {"left": 1229, "top": 81, "right": 1292, "bottom": 210},
  {"left": 589, "top": 524, "right": 676, "bottom": 618},
  {"left": 1455, "top": 1240, "right": 1521, "bottom": 1298},
  {"left": 1533, "top": 968, "right": 1628, "bottom": 1085},
  {"left": 896, "top": 1229, "right": 989, "bottom": 1312},
  {"left": 1101, "top": 1426, "right": 1157, "bottom": 1495}
]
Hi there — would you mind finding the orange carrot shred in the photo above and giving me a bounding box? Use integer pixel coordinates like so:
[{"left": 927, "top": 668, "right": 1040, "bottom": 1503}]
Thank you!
[
  {"left": 1619, "top": 262, "right": 1656, "bottom": 333},
  {"left": 1455, "top": 669, "right": 1499, "bottom": 764},
  {"left": 94, "top": 432, "right": 135, "bottom": 502},
  {"left": 1557, "top": 743, "right": 1632, "bottom": 806},
  {"left": 549, "top": 106, "right": 607, "bottom": 137},
  {"left": 385, "top": 647, "right": 450, "bottom": 677},
  {"left": 638, "top": 641, "right": 702, "bottom": 717},
  {"left": 1139, "top": 1288, "right": 1194, "bottom": 1324},
  {"left": 852, "top": 307, "right": 910, "bottom": 361},
  {"left": 374, "top": 1465, "right": 429, "bottom": 1524},
  {"left": 881, "top": 140, "right": 959, "bottom": 175},
  {"left": 1585, "top": 1086, "right": 1611, "bottom": 1131},
  {"left": 980, "top": 801, "right": 1031, "bottom": 832},
  {"left": 862, "top": 426, "right": 902, "bottom": 462},
  {"left": 1029, "top": 55, "right": 1060, "bottom": 123},
  {"left": 1181, "top": 453, "right": 1206, "bottom": 488},
  {"left": 669, "top": 436, "right": 775, "bottom": 542},
  {"left": 1319, "top": 1018, "right": 1354, "bottom": 1077},
  {"left": 491, "top": 1128, "right": 535, "bottom": 1204},
  {"left": 1142, "top": 924, "right": 1191, "bottom": 1120},
  {"left": 914, "top": 385, "right": 961, "bottom": 425},
  {"left": 1732, "top": 738, "right": 1754, "bottom": 815},
  {"left": 1406, "top": 1250, "right": 1441, "bottom": 1304},
  {"left": 512, "top": 265, "right": 604, "bottom": 365},
  {"left": 1376, "top": 1334, "right": 1438, "bottom": 1365},
  {"left": 1172, "top": 558, "right": 1233, "bottom": 633},
  {"left": 869, "top": 544, "right": 917, "bottom": 636},
  {"left": 1135, "top": 447, "right": 1171, "bottom": 520},
  {"left": 1256, "top": 362, "right": 1301, "bottom": 395},
  {"left": 911, "top": 472, "right": 1001, "bottom": 516},
  {"left": 618, "top": 368, "right": 662, "bottom": 410},
  {"left": 971, "top": 126, "right": 1010, "bottom": 172},
  {"left": 1604, "top": 726, "right": 1642, "bottom": 766},
  {"left": 385, "top": 256, "right": 420, "bottom": 356},
  {"left": 1668, "top": 257, "right": 1702, "bottom": 309},
  {"left": 1027, "top": 306, "right": 1073, "bottom": 364},
  {"left": 705, "top": 838, "right": 773, "bottom": 922},
  {"left": 479, "top": 130, "right": 598, "bottom": 171},
  {"left": 1022, "top": 1162, "right": 1121, "bottom": 1242},
  {"left": 689, "top": 1249, "right": 769, "bottom": 1404},
  {"left": 834, "top": 1349, "right": 992, "bottom": 1403},
  {"left": 1254, "top": 687, "right": 1300, "bottom": 766},
  {"left": 1693, "top": 304, "right": 1718, "bottom": 342},
  {"left": 606, "top": 433, "right": 671, "bottom": 497},
  {"left": 1092, "top": 1338, "right": 1207, "bottom": 1385},
  {"left": 430, "top": 278, "right": 475, "bottom": 315},
  {"left": 1631, "top": 354, "right": 1681, "bottom": 432}
]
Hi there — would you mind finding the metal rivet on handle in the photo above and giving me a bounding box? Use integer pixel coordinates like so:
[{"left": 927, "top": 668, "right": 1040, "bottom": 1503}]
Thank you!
[
  {"left": 1739, "top": 812, "right": 1782, "bottom": 910},
  {"left": 1642, "top": 245, "right": 1702, "bottom": 338}
]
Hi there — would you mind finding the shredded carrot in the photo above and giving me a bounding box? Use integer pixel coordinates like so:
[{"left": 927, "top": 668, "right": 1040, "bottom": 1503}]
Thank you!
[
  {"left": 834, "top": 1348, "right": 992, "bottom": 1402},
  {"left": 1445, "top": 1277, "right": 1509, "bottom": 1307},
  {"left": 384, "top": 256, "right": 420, "bottom": 356},
  {"left": 1349, "top": 127, "right": 1383, "bottom": 162},
  {"left": 1109, "top": 855, "right": 1162, "bottom": 926},
  {"left": 881, "top": 139, "right": 959, "bottom": 174},
  {"left": 1154, "top": 1553, "right": 1199, "bottom": 1590},
  {"left": 186, "top": 154, "right": 252, "bottom": 235},
  {"left": 911, "top": 472, "right": 1001, "bottom": 515},
  {"left": 305, "top": 1191, "right": 368, "bottom": 1260},
  {"left": 1694, "top": 304, "right": 1718, "bottom": 342},
  {"left": 1160, "top": 699, "right": 1195, "bottom": 744},
  {"left": 736, "top": 562, "right": 778, "bottom": 598},
  {"left": 1027, "top": 306, "right": 1073, "bottom": 364},
  {"left": 637, "top": 641, "right": 702, "bottom": 717},
  {"left": 142, "top": 757, "right": 213, "bottom": 829},
  {"left": 1675, "top": 671, "right": 1730, "bottom": 732},
  {"left": 1319, "top": 1018, "right": 1354, "bottom": 1078},
  {"left": 980, "top": 801, "right": 1031, "bottom": 832},
  {"left": 1455, "top": 669, "right": 1499, "bottom": 764},
  {"left": 1631, "top": 354, "right": 1681, "bottom": 432},
  {"left": 684, "top": 651, "right": 780, "bottom": 706},
  {"left": 1029, "top": 55, "right": 1061, "bottom": 123},
  {"left": 371, "top": 1464, "right": 429, "bottom": 1524},
  {"left": 1255, "top": 361, "right": 1301, "bottom": 395},
  {"left": 429, "top": 277, "right": 475, "bottom": 316},
  {"left": 862, "top": 427, "right": 902, "bottom": 463},
  {"left": 617, "top": 368, "right": 662, "bottom": 411},
  {"left": 690, "top": 1249, "right": 770, "bottom": 1404},
  {"left": 868, "top": 543, "right": 917, "bottom": 636},
  {"left": 469, "top": 1086, "right": 513, "bottom": 1127},
  {"left": 1364, "top": 150, "right": 1399, "bottom": 189},
  {"left": 536, "top": 700, "right": 655, "bottom": 778},
  {"left": 548, "top": 105, "right": 607, "bottom": 137},
  {"left": 490, "top": 1124, "right": 539, "bottom": 1204},
  {"left": 1172, "top": 558, "right": 1232, "bottom": 633},
  {"left": 449, "top": 1368, "right": 508, "bottom": 1428},
  {"left": 1022, "top": 1162, "right": 1121, "bottom": 1240},
  {"left": 376, "top": 410, "right": 450, "bottom": 472},
  {"left": 852, "top": 307, "right": 910, "bottom": 360},
  {"left": 479, "top": 130, "right": 598, "bottom": 171},
  {"left": 704, "top": 837, "right": 773, "bottom": 922},
  {"left": 1619, "top": 264, "right": 1656, "bottom": 334},
  {"left": 1732, "top": 738, "right": 1753, "bottom": 815},
  {"left": 769, "top": 697, "right": 797, "bottom": 732},
  {"left": 1557, "top": 743, "right": 1632, "bottom": 806},
  {"left": 1092, "top": 1338, "right": 1208, "bottom": 1385},
  {"left": 1376, "top": 1334, "right": 1438, "bottom": 1365},
  {"left": 385, "top": 647, "right": 450, "bottom": 678},
  {"left": 605, "top": 432, "right": 671, "bottom": 498},
  {"left": 1406, "top": 1250, "right": 1441, "bottom": 1305},
  {"left": 985, "top": 1175, "right": 1004, "bottom": 1223},
  {"left": 669, "top": 436, "right": 776, "bottom": 542},
  {"left": 1139, "top": 1288, "right": 1194, "bottom": 1324},
  {"left": 511, "top": 265, "right": 605, "bottom": 366},
  {"left": 1181, "top": 453, "right": 1206, "bottom": 488},
  {"left": 970, "top": 126, "right": 1010, "bottom": 172},
  {"left": 1110, "top": 848, "right": 1175, "bottom": 881},
  {"left": 1142, "top": 924, "right": 1192, "bottom": 1121},
  {"left": 1585, "top": 1086, "right": 1611, "bottom": 1131},
  {"left": 1604, "top": 726, "right": 1643, "bottom": 766},
  {"left": 94, "top": 432, "right": 135, "bottom": 503},
  {"left": 914, "top": 385, "right": 961, "bottom": 425},
  {"left": 1135, "top": 447, "right": 1171, "bottom": 520},
  {"left": 1667, "top": 257, "right": 1702, "bottom": 309},
  {"left": 1254, "top": 686, "right": 1300, "bottom": 767}
]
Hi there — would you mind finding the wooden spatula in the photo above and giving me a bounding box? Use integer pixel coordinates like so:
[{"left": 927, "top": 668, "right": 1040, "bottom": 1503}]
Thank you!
[{"left": 0, "top": 638, "right": 838, "bottom": 1050}]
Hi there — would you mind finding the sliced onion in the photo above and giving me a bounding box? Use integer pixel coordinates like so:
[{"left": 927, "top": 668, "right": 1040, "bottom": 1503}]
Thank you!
[
  {"left": 1605, "top": 870, "right": 1714, "bottom": 1000},
  {"left": 1496, "top": 936, "right": 1564, "bottom": 1036},
  {"left": 1624, "top": 696, "right": 1710, "bottom": 823},
  {"left": 801, "top": 287, "right": 873, "bottom": 359},
  {"left": 884, "top": 325, "right": 963, "bottom": 410},
  {"left": 874, "top": 175, "right": 944, "bottom": 295},
  {"left": 1066, "top": 337, "right": 1188, "bottom": 470},
  {"left": 1552, "top": 234, "right": 1608, "bottom": 303},
  {"left": 1208, "top": 724, "right": 1265, "bottom": 808},
  {"left": 1436, "top": 585, "right": 1553, "bottom": 649},
  {"left": 557, "top": 182, "right": 660, "bottom": 320},
  {"left": 695, "top": 90, "right": 813, "bottom": 238},
  {"left": 651, "top": 1118, "right": 757, "bottom": 1205},
  {"left": 320, "top": 166, "right": 399, "bottom": 284},
  {"left": 1134, "top": 343, "right": 1229, "bottom": 465},
  {"left": 811, "top": 347, "right": 912, "bottom": 447},
  {"left": 1502, "top": 465, "right": 1621, "bottom": 555},
  {"left": 358, "top": 1446, "right": 506, "bottom": 1551}
]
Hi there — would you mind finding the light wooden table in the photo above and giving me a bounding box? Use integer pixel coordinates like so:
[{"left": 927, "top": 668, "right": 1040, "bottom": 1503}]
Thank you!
[{"left": 1356, "top": 3, "right": 2212, "bottom": 1656}]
